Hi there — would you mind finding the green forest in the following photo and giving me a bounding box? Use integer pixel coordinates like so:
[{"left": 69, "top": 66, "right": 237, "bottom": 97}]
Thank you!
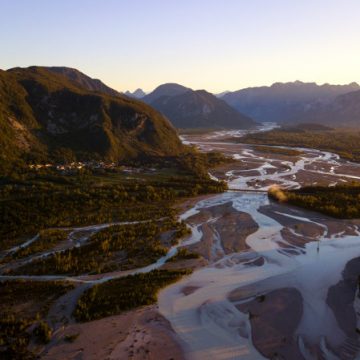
[
  {"left": 269, "top": 184, "right": 360, "bottom": 218},
  {"left": 74, "top": 269, "right": 191, "bottom": 322},
  {"left": 0, "top": 152, "right": 227, "bottom": 252},
  {"left": 0, "top": 280, "right": 74, "bottom": 359},
  {"left": 0, "top": 65, "right": 234, "bottom": 358},
  {"left": 0, "top": 151, "right": 228, "bottom": 356},
  {"left": 252, "top": 145, "right": 304, "bottom": 157},
  {"left": 10, "top": 219, "right": 190, "bottom": 275},
  {"left": 239, "top": 128, "right": 360, "bottom": 162}
]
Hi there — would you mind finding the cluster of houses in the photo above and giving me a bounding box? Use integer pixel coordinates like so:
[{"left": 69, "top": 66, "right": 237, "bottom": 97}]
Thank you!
[
  {"left": 29, "top": 161, "right": 117, "bottom": 172},
  {"left": 28, "top": 162, "right": 157, "bottom": 175}
]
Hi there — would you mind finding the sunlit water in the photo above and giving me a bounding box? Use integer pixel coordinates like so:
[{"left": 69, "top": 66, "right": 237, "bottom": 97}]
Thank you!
[{"left": 158, "top": 125, "right": 360, "bottom": 360}]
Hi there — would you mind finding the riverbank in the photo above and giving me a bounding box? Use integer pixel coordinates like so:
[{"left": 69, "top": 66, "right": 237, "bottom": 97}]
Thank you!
[
  {"left": 155, "top": 128, "right": 360, "bottom": 359},
  {"left": 42, "top": 305, "right": 185, "bottom": 360}
]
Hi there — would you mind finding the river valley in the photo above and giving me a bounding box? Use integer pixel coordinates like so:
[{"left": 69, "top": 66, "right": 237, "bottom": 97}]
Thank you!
[{"left": 2, "top": 123, "right": 360, "bottom": 360}]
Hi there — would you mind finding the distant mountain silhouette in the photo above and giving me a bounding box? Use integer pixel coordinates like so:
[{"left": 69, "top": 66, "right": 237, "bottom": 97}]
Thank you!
[
  {"left": 221, "top": 81, "right": 360, "bottom": 124},
  {"left": 215, "top": 91, "right": 230, "bottom": 98},
  {"left": 143, "top": 83, "right": 257, "bottom": 129},
  {"left": 125, "top": 88, "right": 146, "bottom": 99},
  {"left": 142, "top": 83, "right": 191, "bottom": 104},
  {"left": 292, "top": 89, "right": 360, "bottom": 127}
]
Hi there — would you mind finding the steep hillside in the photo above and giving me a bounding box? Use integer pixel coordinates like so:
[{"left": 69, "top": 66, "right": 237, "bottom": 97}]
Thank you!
[
  {"left": 222, "top": 81, "right": 360, "bottom": 123},
  {"left": 150, "top": 89, "right": 256, "bottom": 129},
  {"left": 143, "top": 84, "right": 256, "bottom": 129},
  {"left": 0, "top": 67, "right": 184, "bottom": 169},
  {"left": 293, "top": 90, "right": 360, "bottom": 127}
]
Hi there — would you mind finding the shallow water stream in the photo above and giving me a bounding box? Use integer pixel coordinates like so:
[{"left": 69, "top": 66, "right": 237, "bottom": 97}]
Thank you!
[{"left": 159, "top": 125, "right": 360, "bottom": 360}]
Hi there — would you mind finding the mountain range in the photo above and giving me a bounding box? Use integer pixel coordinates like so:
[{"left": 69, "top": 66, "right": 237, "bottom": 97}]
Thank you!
[
  {"left": 43, "top": 71, "right": 360, "bottom": 129},
  {"left": 0, "top": 66, "right": 184, "bottom": 169},
  {"left": 221, "top": 81, "right": 360, "bottom": 125},
  {"left": 142, "top": 83, "right": 257, "bottom": 129},
  {"left": 2, "top": 65, "right": 360, "bottom": 173}
]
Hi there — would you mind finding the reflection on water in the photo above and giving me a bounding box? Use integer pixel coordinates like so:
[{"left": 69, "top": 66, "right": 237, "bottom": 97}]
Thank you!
[{"left": 159, "top": 125, "right": 360, "bottom": 360}]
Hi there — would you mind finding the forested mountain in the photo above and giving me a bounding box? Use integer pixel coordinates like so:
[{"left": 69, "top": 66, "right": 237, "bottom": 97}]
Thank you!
[
  {"left": 221, "top": 81, "right": 360, "bottom": 124},
  {"left": 0, "top": 66, "right": 184, "bottom": 170},
  {"left": 143, "top": 83, "right": 257, "bottom": 129}
]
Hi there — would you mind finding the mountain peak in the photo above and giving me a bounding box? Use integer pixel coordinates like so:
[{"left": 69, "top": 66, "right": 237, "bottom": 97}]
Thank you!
[
  {"left": 43, "top": 66, "right": 120, "bottom": 97},
  {"left": 124, "top": 88, "right": 146, "bottom": 99},
  {"left": 142, "top": 83, "right": 191, "bottom": 104},
  {"left": 143, "top": 84, "right": 256, "bottom": 129}
]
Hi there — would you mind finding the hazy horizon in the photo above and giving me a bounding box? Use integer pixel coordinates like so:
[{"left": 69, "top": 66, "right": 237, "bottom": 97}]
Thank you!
[
  {"left": 2, "top": 0, "right": 360, "bottom": 93},
  {"left": 3, "top": 66, "right": 360, "bottom": 94}
]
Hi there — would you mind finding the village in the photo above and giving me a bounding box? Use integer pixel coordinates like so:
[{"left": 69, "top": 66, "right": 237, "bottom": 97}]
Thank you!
[{"left": 28, "top": 161, "right": 157, "bottom": 175}]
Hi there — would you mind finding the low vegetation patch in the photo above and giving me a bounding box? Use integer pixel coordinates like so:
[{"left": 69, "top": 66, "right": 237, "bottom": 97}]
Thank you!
[
  {"left": 11, "top": 220, "right": 189, "bottom": 276},
  {"left": 0, "top": 157, "right": 227, "bottom": 252},
  {"left": 0, "top": 152, "right": 227, "bottom": 353},
  {"left": 167, "top": 247, "right": 200, "bottom": 262},
  {"left": 33, "top": 321, "right": 52, "bottom": 344},
  {"left": 0, "top": 280, "right": 74, "bottom": 359},
  {"left": 269, "top": 184, "right": 360, "bottom": 218},
  {"left": 253, "top": 145, "right": 304, "bottom": 157},
  {"left": 239, "top": 128, "right": 360, "bottom": 162},
  {"left": 10, "top": 229, "right": 69, "bottom": 260},
  {"left": 64, "top": 333, "right": 79, "bottom": 343},
  {"left": 73, "top": 269, "right": 191, "bottom": 322}
]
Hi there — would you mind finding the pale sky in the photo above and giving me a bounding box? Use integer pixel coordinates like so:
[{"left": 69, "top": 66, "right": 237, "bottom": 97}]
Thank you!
[{"left": 1, "top": 0, "right": 360, "bottom": 93}]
